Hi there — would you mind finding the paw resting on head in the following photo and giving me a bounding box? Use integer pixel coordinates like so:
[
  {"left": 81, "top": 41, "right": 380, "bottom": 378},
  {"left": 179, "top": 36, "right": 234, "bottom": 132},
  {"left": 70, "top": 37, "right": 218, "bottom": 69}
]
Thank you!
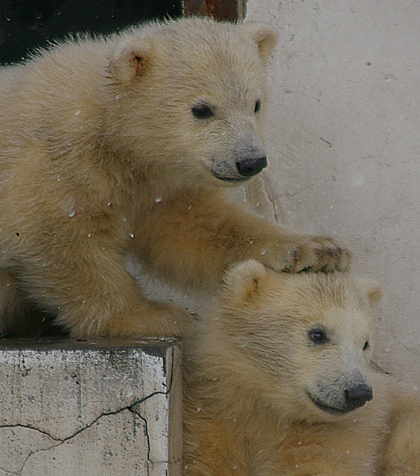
[
  {"left": 260, "top": 235, "right": 352, "bottom": 273},
  {"left": 287, "top": 236, "right": 352, "bottom": 273}
]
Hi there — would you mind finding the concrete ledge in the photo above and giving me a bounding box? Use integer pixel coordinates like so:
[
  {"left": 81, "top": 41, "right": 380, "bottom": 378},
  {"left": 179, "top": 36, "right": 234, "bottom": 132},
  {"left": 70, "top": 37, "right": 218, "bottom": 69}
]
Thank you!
[{"left": 0, "top": 338, "right": 182, "bottom": 476}]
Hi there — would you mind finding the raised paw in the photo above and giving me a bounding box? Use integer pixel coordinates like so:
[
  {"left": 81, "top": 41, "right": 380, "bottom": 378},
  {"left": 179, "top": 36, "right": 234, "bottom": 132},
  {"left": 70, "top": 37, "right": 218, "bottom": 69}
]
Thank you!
[{"left": 284, "top": 236, "right": 352, "bottom": 273}]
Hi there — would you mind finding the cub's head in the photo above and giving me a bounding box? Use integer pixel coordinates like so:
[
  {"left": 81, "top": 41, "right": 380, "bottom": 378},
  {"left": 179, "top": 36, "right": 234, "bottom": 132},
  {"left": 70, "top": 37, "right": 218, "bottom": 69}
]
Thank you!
[
  {"left": 202, "top": 261, "right": 382, "bottom": 423},
  {"left": 104, "top": 18, "right": 277, "bottom": 188}
]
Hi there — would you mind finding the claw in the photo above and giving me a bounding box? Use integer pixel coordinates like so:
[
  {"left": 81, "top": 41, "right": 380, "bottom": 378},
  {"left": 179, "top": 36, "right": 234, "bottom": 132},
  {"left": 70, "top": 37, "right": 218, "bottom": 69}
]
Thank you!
[
  {"left": 314, "top": 248, "right": 323, "bottom": 257},
  {"left": 326, "top": 246, "right": 342, "bottom": 258},
  {"left": 299, "top": 266, "right": 313, "bottom": 273}
]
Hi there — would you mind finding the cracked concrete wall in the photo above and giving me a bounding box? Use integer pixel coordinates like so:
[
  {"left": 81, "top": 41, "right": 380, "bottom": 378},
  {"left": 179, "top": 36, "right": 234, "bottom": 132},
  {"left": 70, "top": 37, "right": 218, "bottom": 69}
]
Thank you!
[
  {"left": 0, "top": 338, "right": 182, "bottom": 476},
  {"left": 244, "top": 0, "right": 420, "bottom": 386}
]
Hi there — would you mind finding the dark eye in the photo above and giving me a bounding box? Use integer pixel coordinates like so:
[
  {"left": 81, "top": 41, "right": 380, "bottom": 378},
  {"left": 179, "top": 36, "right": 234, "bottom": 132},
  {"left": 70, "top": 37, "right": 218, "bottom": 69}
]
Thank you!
[
  {"left": 254, "top": 99, "right": 261, "bottom": 113},
  {"left": 192, "top": 103, "right": 214, "bottom": 119},
  {"left": 363, "top": 341, "right": 370, "bottom": 351},
  {"left": 308, "top": 328, "right": 328, "bottom": 345}
]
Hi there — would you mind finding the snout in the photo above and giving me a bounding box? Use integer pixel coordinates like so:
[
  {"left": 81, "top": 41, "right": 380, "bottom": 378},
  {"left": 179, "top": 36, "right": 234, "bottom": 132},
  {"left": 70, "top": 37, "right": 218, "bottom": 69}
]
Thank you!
[
  {"left": 308, "top": 380, "right": 373, "bottom": 415},
  {"left": 236, "top": 156, "right": 267, "bottom": 177},
  {"left": 344, "top": 383, "right": 373, "bottom": 410},
  {"left": 207, "top": 143, "right": 268, "bottom": 183}
]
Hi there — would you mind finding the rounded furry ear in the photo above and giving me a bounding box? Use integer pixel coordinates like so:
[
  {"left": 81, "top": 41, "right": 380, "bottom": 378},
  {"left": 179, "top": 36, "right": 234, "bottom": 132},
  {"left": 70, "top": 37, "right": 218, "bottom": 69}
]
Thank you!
[
  {"left": 222, "top": 260, "right": 268, "bottom": 302},
  {"left": 357, "top": 278, "right": 383, "bottom": 308},
  {"left": 107, "top": 38, "right": 152, "bottom": 83},
  {"left": 242, "top": 23, "right": 278, "bottom": 63}
]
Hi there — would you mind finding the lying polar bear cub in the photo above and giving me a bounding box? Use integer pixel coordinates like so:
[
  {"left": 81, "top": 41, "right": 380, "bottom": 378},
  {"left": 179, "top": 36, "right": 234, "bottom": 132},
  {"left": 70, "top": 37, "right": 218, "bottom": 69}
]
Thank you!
[{"left": 183, "top": 261, "right": 420, "bottom": 476}]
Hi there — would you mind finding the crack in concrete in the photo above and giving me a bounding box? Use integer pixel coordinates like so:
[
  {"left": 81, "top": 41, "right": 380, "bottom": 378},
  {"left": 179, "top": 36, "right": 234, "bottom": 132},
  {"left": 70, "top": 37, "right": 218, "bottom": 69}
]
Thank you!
[
  {"left": 129, "top": 409, "right": 152, "bottom": 476},
  {"left": 0, "top": 391, "right": 166, "bottom": 475},
  {"left": 260, "top": 175, "right": 280, "bottom": 223}
]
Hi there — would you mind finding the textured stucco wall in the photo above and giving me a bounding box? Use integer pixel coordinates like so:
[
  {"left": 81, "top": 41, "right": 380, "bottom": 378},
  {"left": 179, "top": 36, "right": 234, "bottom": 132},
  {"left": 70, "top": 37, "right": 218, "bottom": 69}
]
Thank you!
[{"left": 245, "top": 0, "right": 420, "bottom": 385}]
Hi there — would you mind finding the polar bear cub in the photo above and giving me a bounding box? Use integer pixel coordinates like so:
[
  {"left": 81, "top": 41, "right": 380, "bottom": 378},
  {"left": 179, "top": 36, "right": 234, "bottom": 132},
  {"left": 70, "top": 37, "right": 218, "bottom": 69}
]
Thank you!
[
  {"left": 184, "top": 261, "right": 420, "bottom": 476},
  {"left": 0, "top": 18, "right": 350, "bottom": 338}
]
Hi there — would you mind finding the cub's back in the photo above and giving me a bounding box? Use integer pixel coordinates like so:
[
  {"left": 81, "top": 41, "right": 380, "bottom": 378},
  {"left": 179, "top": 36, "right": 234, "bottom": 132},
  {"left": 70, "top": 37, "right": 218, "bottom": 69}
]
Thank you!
[{"left": 0, "top": 36, "right": 112, "bottom": 175}]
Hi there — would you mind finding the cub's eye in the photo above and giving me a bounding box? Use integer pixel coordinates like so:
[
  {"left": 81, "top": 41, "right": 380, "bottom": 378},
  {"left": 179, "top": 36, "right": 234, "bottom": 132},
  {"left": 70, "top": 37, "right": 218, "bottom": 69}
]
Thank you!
[
  {"left": 254, "top": 99, "right": 261, "bottom": 113},
  {"left": 363, "top": 341, "right": 370, "bottom": 351},
  {"left": 308, "top": 328, "right": 329, "bottom": 345},
  {"left": 192, "top": 103, "right": 214, "bottom": 119}
]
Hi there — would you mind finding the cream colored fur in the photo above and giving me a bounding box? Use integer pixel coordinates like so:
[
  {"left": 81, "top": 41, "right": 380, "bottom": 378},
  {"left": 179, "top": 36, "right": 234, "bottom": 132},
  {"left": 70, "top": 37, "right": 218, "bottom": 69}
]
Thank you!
[
  {"left": 0, "top": 18, "right": 350, "bottom": 338},
  {"left": 184, "top": 261, "right": 420, "bottom": 475}
]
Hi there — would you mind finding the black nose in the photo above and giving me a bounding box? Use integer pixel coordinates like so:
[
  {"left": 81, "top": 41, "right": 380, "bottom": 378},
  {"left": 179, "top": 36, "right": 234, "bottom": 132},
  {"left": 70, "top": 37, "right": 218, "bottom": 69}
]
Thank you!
[
  {"left": 345, "top": 383, "right": 373, "bottom": 409},
  {"left": 236, "top": 157, "right": 267, "bottom": 177}
]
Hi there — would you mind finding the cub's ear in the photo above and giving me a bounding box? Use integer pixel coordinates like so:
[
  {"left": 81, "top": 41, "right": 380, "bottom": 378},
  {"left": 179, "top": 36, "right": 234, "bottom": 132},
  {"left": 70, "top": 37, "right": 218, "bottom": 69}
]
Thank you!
[
  {"left": 222, "top": 260, "right": 269, "bottom": 303},
  {"left": 242, "top": 23, "right": 278, "bottom": 63},
  {"left": 357, "top": 278, "right": 383, "bottom": 308},
  {"left": 106, "top": 37, "right": 153, "bottom": 83}
]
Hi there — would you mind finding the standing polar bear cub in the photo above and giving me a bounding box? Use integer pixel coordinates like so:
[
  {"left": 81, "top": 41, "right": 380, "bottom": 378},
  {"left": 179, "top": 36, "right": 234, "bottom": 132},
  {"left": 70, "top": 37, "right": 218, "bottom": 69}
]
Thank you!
[
  {"left": 0, "top": 17, "right": 350, "bottom": 338},
  {"left": 184, "top": 261, "right": 420, "bottom": 476}
]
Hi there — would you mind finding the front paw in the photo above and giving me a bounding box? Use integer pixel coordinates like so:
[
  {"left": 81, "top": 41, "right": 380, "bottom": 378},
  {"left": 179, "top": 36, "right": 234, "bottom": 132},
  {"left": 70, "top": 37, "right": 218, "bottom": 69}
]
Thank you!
[
  {"left": 283, "top": 235, "right": 352, "bottom": 273},
  {"left": 103, "top": 302, "right": 195, "bottom": 339},
  {"left": 153, "top": 301, "right": 195, "bottom": 338},
  {"left": 257, "top": 235, "right": 352, "bottom": 273}
]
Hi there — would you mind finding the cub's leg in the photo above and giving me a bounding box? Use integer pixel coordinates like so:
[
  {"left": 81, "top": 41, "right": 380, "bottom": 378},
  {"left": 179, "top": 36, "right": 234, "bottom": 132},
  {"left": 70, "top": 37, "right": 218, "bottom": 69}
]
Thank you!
[
  {"left": 133, "top": 190, "right": 352, "bottom": 292},
  {"left": 5, "top": 250, "right": 192, "bottom": 339}
]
